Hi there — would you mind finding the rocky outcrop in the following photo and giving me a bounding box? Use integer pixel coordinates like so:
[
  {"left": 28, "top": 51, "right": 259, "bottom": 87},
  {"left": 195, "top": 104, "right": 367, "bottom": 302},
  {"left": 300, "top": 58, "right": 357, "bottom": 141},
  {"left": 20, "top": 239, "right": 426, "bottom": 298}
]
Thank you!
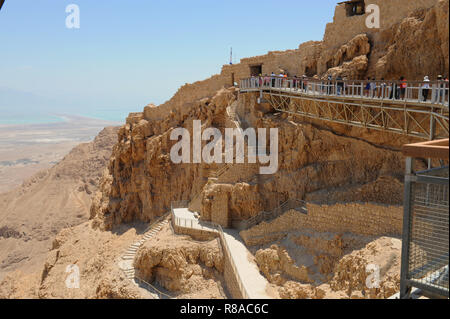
[
  {"left": 0, "top": 126, "right": 119, "bottom": 282},
  {"left": 328, "top": 237, "right": 401, "bottom": 299},
  {"left": 253, "top": 233, "right": 402, "bottom": 299},
  {"left": 88, "top": 0, "right": 446, "bottom": 230},
  {"left": 134, "top": 237, "right": 225, "bottom": 297},
  {"left": 320, "top": 34, "right": 371, "bottom": 78},
  {"left": 255, "top": 245, "right": 314, "bottom": 285},
  {"left": 91, "top": 82, "right": 411, "bottom": 230},
  {"left": 220, "top": 0, "right": 447, "bottom": 81},
  {"left": 90, "top": 88, "right": 239, "bottom": 230},
  {"left": 373, "top": 1, "right": 449, "bottom": 79}
]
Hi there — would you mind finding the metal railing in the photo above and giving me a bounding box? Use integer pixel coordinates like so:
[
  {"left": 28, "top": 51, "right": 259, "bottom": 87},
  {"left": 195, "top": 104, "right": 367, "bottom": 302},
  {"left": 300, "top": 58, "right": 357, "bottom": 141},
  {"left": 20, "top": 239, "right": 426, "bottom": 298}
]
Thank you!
[
  {"left": 143, "top": 212, "right": 170, "bottom": 233},
  {"left": 170, "top": 202, "right": 250, "bottom": 299},
  {"left": 240, "top": 76, "right": 450, "bottom": 107},
  {"left": 240, "top": 76, "right": 449, "bottom": 140},
  {"left": 240, "top": 199, "right": 308, "bottom": 230},
  {"left": 134, "top": 275, "right": 173, "bottom": 299},
  {"left": 401, "top": 162, "right": 449, "bottom": 299}
]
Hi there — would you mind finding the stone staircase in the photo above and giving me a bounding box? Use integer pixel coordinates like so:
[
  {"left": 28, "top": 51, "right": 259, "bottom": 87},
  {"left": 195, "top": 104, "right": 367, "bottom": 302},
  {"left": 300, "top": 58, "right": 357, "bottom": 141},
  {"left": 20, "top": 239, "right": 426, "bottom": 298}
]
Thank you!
[{"left": 119, "top": 218, "right": 169, "bottom": 280}]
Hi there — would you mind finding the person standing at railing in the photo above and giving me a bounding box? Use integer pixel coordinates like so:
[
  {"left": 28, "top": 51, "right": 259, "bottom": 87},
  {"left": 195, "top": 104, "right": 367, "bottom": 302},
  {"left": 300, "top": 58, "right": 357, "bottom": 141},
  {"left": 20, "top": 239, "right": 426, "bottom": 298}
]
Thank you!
[
  {"left": 380, "top": 78, "right": 387, "bottom": 99},
  {"left": 263, "top": 74, "right": 270, "bottom": 87},
  {"left": 302, "top": 75, "right": 308, "bottom": 92},
  {"left": 343, "top": 77, "right": 348, "bottom": 95},
  {"left": 292, "top": 75, "right": 298, "bottom": 90},
  {"left": 279, "top": 73, "right": 285, "bottom": 88},
  {"left": 370, "top": 78, "right": 377, "bottom": 98},
  {"left": 336, "top": 75, "right": 344, "bottom": 96},
  {"left": 400, "top": 76, "right": 407, "bottom": 100},
  {"left": 433, "top": 75, "right": 444, "bottom": 103},
  {"left": 422, "top": 76, "right": 430, "bottom": 102},
  {"left": 364, "top": 78, "right": 371, "bottom": 97},
  {"left": 271, "top": 72, "right": 276, "bottom": 87},
  {"left": 327, "top": 75, "right": 332, "bottom": 95},
  {"left": 389, "top": 80, "right": 400, "bottom": 100},
  {"left": 445, "top": 76, "right": 449, "bottom": 104}
]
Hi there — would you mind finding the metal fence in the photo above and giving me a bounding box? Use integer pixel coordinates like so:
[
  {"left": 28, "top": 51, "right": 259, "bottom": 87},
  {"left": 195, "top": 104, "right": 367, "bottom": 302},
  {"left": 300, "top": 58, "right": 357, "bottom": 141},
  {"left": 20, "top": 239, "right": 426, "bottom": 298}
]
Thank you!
[
  {"left": 401, "top": 163, "right": 449, "bottom": 299},
  {"left": 240, "top": 76, "right": 450, "bottom": 107},
  {"left": 134, "top": 275, "right": 173, "bottom": 299}
]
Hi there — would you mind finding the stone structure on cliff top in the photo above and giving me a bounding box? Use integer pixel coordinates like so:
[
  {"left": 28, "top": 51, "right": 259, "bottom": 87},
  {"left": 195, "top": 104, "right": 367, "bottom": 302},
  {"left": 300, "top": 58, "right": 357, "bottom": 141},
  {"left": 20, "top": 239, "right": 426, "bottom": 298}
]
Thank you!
[{"left": 90, "top": 0, "right": 448, "bottom": 231}]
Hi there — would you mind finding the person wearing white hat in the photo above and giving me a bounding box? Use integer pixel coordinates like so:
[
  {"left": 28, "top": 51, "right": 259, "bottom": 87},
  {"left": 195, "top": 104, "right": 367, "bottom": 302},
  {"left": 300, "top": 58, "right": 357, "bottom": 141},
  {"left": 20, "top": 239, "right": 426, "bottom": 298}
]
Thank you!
[{"left": 422, "top": 76, "right": 430, "bottom": 102}]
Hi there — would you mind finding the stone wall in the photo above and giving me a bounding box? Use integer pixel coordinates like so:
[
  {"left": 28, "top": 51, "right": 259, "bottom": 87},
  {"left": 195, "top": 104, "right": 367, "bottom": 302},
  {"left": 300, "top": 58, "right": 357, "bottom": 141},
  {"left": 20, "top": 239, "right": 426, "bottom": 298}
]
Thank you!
[
  {"left": 323, "top": 0, "right": 439, "bottom": 50},
  {"left": 171, "top": 223, "right": 218, "bottom": 241},
  {"left": 223, "top": 254, "right": 244, "bottom": 299},
  {"left": 139, "top": 0, "right": 446, "bottom": 128},
  {"left": 240, "top": 203, "right": 403, "bottom": 246}
]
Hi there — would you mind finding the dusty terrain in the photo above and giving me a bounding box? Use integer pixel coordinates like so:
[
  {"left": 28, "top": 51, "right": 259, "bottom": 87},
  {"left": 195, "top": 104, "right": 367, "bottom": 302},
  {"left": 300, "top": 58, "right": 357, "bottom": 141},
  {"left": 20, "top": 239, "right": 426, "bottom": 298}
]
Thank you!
[
  {"left": 134, "top": 227, "right": 228, "bottom": 299},
  {"left": 0, "top": 116, "right": 120, "bottom": 192},
  {"left": 0, "top": 126, "right": 119, "bottom": 284},
  {"left": 247, "top": 219, "right": 402, "bottom": 299},
  {"left": 0, "top": 0, "right": 447, "bottom": 299}
]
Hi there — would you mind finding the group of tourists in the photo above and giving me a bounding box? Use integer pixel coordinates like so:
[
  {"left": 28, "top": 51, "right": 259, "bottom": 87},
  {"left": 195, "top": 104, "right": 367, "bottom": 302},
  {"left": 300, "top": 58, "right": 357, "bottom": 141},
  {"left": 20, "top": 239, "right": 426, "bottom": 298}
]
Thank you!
[{"left": 247, "top": 73, "right": 449, "bottom": 104}]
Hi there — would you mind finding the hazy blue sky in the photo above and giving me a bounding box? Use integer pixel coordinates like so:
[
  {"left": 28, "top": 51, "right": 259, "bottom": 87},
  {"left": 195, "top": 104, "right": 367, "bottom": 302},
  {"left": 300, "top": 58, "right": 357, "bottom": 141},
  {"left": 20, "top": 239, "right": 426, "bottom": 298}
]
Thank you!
[{"left": 0, "top": 0, "right": 337, "bottom": 120}]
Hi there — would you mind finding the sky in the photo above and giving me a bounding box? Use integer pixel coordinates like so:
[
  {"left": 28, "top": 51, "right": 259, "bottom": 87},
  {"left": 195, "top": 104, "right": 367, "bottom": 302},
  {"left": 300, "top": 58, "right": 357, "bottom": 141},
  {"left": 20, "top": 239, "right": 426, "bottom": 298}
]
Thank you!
[{"left": 0, "top": 0, "right": 337, "bottom": 121}]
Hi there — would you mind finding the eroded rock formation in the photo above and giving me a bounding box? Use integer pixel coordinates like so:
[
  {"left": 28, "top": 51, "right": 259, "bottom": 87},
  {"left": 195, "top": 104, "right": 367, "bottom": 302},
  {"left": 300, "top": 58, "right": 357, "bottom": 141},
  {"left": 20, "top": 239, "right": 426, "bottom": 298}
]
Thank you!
[{"left": 134, "top": 236, "right": 226, "bottom": 297}]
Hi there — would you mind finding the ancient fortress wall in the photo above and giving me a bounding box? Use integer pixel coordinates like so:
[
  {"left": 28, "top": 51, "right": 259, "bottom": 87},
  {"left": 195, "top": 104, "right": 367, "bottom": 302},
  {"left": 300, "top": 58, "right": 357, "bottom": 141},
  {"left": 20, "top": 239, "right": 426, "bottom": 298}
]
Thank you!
[
  {"left": 91, "top": 1, "right": 447, "bottom": 231},
  {"left": 142, "top": 0, "right": 447, "bottom": 126},
  {"left": 323, "top": 0, "right": 439, "bottom": 49},
  {"left": 223, "top": 254, "right": 245, "bottom": 299},
  {"left": 240, "top": 203, "right": 403, "bottom": 246}
]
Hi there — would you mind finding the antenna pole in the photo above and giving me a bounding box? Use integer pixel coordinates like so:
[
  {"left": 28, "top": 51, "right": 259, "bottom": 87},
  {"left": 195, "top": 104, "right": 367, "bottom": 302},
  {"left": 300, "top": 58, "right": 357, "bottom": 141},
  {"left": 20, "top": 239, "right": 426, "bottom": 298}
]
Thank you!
[{"left": 230, "top": 47, "right": 233, "bottom": 65}]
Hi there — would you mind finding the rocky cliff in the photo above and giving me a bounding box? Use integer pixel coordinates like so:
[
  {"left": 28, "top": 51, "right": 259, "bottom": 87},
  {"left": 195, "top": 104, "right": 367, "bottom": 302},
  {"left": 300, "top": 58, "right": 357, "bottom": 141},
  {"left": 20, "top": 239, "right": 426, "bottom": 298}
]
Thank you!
[
  {"left": 0, "top": 127, "right": 119, "bottom": 297},
  {"left": 4, "top": 0, "right": 447, "bottom": 299},
  {"left": 88, "top": 0, "right": 447, "bottom": 234},
  {"left": 221, "top": 0, "right": 448, "bottom": 81}
]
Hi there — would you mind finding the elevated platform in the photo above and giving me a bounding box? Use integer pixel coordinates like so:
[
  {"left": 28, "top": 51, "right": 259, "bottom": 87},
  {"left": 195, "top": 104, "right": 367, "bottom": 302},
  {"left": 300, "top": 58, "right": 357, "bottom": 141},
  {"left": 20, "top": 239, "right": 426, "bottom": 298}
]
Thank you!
[{"left": 240, "top": 78, "right": 449, "bottom": 140}]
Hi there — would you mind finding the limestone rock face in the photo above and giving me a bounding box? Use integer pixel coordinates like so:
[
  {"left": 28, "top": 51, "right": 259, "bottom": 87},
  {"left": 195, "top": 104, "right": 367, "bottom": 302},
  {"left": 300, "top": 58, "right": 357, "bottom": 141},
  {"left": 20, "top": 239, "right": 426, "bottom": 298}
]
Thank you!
[
  {"left": 255, "top": 245, "right": 314, "bottom": 285},
  {"left": 324, "top": 55, "right": 369, "bottom": 79},
  {"left": 328, "top": 237, "right": 402, "bottom": 299},
  {"left": 220, "top": 0, "right": 447, "bottom": 81},
  {"left": 252, "top": 233, "right": 402, "bottom": 299},
  {"left": 90, "top": 88, "right": 238, "bottom": 230},
  {"left": 90, "top": 0, "right": 443, "bottom": 231},
  {"left": 318, "top": 34, "right": 371, "bottom": 76},
  {"left": 373, "top": 1, "right": 450, "bottom": 79},
  {"left": 91, "top": 81, "right": 414, "bottom": 230},
  {"left": 134, "top": 237, "right": 224, "bottom": 295}
]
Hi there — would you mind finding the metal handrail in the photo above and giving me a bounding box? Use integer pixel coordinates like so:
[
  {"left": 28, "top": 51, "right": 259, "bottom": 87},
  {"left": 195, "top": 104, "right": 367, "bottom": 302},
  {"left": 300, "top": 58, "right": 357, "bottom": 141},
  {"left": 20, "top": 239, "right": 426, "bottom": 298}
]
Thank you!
[
  {"left": 240, "top": 76, "right": 450, "bottom": 107},
  {"left": 134, "top": 274, "right": 173, "bottom": 299},
  {"left": 171, "top": 200, "right": 190, "bottom": 210},
  {"left": 143, "top": 212, "right": 170, "bottom": 233}
]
